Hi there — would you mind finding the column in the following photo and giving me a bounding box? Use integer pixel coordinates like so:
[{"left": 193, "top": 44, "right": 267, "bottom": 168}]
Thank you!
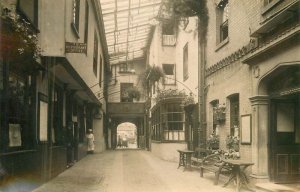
[{"left": 249, "top": 95, "right": 269, "bottom": 180}]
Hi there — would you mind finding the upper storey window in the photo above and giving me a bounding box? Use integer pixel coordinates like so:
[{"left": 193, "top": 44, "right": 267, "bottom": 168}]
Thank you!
[
  {"left": 72, "top": 0, "right": 80, "bottom": 38},
  {"left": 216, "top": 0, "right": 229, "bottom": 47}
]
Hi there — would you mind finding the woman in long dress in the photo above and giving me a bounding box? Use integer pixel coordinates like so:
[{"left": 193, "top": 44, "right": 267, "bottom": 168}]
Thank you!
[{"left": 86, "top": 129, "right": 95, "bottom": 154}]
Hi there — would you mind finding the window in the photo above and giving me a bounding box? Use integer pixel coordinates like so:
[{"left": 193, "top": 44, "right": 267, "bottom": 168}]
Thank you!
[
  {"left": 7, "top": 73, "right": 27, "bottom": 148},
  {"left": 211, "top": 100, "right": 219, "bottom": 134},
  {"left": 52, "top": 86, "right": 63, "bottom": 145},
  {"left": 163, "top": 64, "right": 175, "bottom": 85},
  {"left": 120, "top": 83, "right": 133, "bottom": 102},
  {"left": 17, "top": 0, "right": 38, "bottom": 28},
  {"left": 151, "top": 103, "right": 185, "bottom": 141},
  {"left": 183, "top": 43, "right": 189, "bottom": 81},
  {"left": 72, "top": 0, "right": 80, "bottom": 37},
  {"left": 162, "top": 20, "right": 175, "bottom": 35},
  {"left": 229, "top": 94, "right": 239, "bottom": 136},
  {"left": 84, "top": 0, "right": 89, "bottom": 43},
  {"left": 119, "top": 64, "right": 128, "bottom": 72},
  {"left": 216, "top": 0, "right": 229, "bottom": 44},
  {"left": 99, "top": 55, "right": 103, "bottom": 87},
  {"left": 93, "top": 31, "right": 98, "bottom": 76}
]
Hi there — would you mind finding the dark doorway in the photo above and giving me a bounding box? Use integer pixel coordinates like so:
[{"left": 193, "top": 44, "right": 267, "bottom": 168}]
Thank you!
[{"left": 270, "top": 95, "right": 300, "bottom": 183}]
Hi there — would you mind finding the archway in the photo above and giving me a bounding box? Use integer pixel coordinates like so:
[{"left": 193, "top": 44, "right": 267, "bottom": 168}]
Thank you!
[
  {"left": 257, "top": 63, "right": 300, "bottom": 183},
  {"left": 116, "top": 122, "right": 137, "bottom": 149}
]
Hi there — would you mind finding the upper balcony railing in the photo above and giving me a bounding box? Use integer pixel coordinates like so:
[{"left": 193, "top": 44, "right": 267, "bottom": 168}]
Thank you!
[{"left": 162, "top": 35, "right": 176, "bottom": 46}]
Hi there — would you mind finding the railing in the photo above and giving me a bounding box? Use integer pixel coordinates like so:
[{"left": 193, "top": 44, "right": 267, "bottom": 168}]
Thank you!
[{"left": 162, "top": 35, "right": 176, "bottom": 46}]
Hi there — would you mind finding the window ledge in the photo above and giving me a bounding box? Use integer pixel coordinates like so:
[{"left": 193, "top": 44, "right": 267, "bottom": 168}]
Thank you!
[
  {"left": 71, "top": 23, "right": 80, "bottom": 39},
  {"left": 215, "top": 37, "right": 229, "bottom": 52}
]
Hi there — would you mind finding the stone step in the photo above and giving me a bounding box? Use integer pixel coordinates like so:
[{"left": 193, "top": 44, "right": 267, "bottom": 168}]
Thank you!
[{"left": 255, "top": 183, "right": 300, "bottom": 192}]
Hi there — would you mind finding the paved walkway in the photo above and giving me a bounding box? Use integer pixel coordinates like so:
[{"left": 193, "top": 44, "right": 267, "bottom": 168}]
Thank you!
[{"left": 30, "top": 149, "right": 255, "bottom": 192}]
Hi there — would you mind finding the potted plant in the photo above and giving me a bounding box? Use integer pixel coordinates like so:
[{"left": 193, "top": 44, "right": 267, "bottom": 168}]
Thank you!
[
  {"left": 155, "top": 88, "right": 185, "bottom": 102},
  {"left": 182, "top": 93, "right": 195, "bottom": 113},
  {"left": 139, "top": 65, "right": 165, "bottom": 91},
  {"left": 213, "top": 103, "right": 226, "bottom": 122},
  {"left": 0, "top": 4, "right": 40, "bottom": 67},
  {"left": 226, "top": 135, "right": 240, "bottom": 152},
  {"left": 127, "top": 86, "right": 141, "bottom": 101},
  {"left": 207, "top": 134, "right": 219, "bottom": 150}
]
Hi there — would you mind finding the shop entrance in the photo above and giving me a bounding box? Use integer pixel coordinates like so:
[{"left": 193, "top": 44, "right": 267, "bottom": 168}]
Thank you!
[
  {"left": 270, "top": 96, "right": 300, "bottom": 183},
  {"left": 266, "top": 64, "right": 300, "bottom": 183}
]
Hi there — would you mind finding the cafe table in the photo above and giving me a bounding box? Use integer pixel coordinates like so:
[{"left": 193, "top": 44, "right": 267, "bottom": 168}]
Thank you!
[
  {"left": 222, "top": 159, "right": 254, "bottom": 192},
  {"left": 177, "top": 149, "right": 194, "bottom": 171}
]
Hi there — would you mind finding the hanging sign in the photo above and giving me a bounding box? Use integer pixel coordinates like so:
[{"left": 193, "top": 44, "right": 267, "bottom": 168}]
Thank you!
[{"left": 65, "top": 42, "right": 87, "bottom": 53}]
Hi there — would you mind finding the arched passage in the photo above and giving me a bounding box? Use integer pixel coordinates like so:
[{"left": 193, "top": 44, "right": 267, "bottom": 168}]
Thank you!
[{"left": 116, "top": 122, "right": 137, "bottom": 149}]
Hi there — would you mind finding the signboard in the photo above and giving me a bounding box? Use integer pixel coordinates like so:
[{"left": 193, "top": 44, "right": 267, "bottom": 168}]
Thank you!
[{"left": 65, "top": 42, "right": 87, "bottom": 53}]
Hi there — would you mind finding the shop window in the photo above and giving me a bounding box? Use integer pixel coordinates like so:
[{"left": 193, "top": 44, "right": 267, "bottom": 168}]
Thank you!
[
  {"left": 72, "top": 0, "right": 80, "bottom": 37},
  {"left": 216, "top": 0, "right": 229, "bottom": 45},
  {"left": 8, "top": 73, "right": 26, "bottom": 147},
  {"left": 163, "top": 64, "right": 175, "bottom": 85},
  {"left": 229, "top": 94, "right": 239, "bottom": 136},
  {"left": 93, "top": 31, "right": 98, "bottom": 76},
  {"left": 183, "top": 43, "right": 188, "bottom": 81},
  {"left": 120, "top": 83, "right": 133, "bottom": 102}
]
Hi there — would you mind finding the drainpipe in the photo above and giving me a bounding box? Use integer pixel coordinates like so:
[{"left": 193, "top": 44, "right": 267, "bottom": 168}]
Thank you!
[{"left": 198, "top": 0, "right": 207, "bottom": 148}]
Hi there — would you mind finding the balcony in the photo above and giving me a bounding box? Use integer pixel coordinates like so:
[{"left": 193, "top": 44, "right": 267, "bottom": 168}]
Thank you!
[{"left": 162, "top": 35, "right": 176, "bottom": 46}]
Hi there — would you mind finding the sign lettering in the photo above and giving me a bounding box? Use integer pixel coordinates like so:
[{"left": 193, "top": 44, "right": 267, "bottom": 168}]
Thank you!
[{"left": 65, "top": 42, "right": 87, "bottom": 53}]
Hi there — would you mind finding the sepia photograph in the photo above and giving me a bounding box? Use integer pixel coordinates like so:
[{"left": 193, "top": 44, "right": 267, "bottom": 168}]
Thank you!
[{"left": 0, "top": 0, "right": 299, "bottom": 191}]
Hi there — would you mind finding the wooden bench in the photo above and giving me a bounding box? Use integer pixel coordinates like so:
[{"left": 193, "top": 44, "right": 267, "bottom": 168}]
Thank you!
[
  {"left": 191, "top": 148, "right": 209, "bottom": 167},
  {"left": 200, "top": 153, "right": 231, "bottom": 185}
]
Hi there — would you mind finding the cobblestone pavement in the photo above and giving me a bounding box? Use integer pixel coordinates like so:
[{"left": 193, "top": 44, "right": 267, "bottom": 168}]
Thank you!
[{"left": 31, "top": 150, "right": 253, "bottom": 192}]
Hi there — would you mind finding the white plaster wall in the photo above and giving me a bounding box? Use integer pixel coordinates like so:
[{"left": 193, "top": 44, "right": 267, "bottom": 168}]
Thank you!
[
  {"left": 93, "top": 118, "right": 106, "bottom": 153},
  {"left": 151, "top": 142, "right": 187, "bottom": 162}
]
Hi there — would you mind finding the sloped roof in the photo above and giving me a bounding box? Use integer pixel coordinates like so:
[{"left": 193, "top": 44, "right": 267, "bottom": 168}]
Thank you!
[{"left": 99, "top": 0, "right": 161, "bottom": 65}]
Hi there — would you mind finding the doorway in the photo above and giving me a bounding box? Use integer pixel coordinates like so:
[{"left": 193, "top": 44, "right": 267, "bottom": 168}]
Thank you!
[{"left": 270, "top": 95, "right": 300, "bottom": 183}]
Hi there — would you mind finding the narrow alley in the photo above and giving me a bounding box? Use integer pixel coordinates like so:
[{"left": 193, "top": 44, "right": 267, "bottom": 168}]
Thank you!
[{"left": 32, "top": 150, "right": 235, "bottom": 192}]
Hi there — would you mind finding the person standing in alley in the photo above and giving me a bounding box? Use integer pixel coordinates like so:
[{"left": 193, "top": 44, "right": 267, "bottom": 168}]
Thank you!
[{"left": 86, "top": 129, "right": 95, "bottom": 154}]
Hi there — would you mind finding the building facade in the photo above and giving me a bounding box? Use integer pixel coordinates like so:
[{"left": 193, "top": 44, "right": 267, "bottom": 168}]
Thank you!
[
  {"left": 146, "top": 16, "right": 199, "bottom": 161},
  {"left": 205, "top": 0, "right": 300, "bottom": 183},
  {"left": 0, "top": 0, "right": 109, "bottom": 182}
]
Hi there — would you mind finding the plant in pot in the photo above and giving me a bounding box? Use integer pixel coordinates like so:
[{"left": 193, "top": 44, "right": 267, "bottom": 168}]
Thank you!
[
  {"left": 182, "top": 93, "right": 195, "bottom": 113},
  {"left": 127, "top": 86, "right": 141, "bottom": 101},
  {"left": 224, "top": 135, "right": 240, "bottom": 159},
  {"left": 207, "top": 134, "right": 219, "bottom": 150},
  {"left": 0, "top": 4, "right": 40, "bottom": 68},
  {"left": 213, "top": 103, "right": 226, "bottom": 122},
  {"left": 139, "top": 65, "right": 165, "bottom": 92}
]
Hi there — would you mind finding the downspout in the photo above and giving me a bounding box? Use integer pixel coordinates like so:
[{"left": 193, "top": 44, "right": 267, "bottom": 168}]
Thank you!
[{"left": 197, "top": 0, "right": 208, "bottom": 148}]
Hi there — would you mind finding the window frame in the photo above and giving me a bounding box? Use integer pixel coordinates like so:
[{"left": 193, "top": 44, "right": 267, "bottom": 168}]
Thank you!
[
  {"left": 216, "top": 0, "right": 229, "bottom": 49},
  {"left": 162, "top": 64, "right": 176, "bottom": 85},
  {"left": 84, "top": 0, "right": 89, "bottom": 44},
  {"left": 229, "top": 94, "right": 239, "bottom": 136},
  {"left": 183, "top": 43, "right": 189, "bottom": 81},
  {"left": 151, "top": 102, "right": 186, "bottom": 142},
  {"left": 71, "top": 0, "right": 80, "bottom": 38},
  {"left": 93, "top": 31, "right": 98, "bottom": 77}
]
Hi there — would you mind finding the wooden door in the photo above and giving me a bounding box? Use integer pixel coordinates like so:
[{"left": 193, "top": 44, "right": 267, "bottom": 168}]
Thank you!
[{"left": 270, "top": 99, "right": 300, "bottom": 183}]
